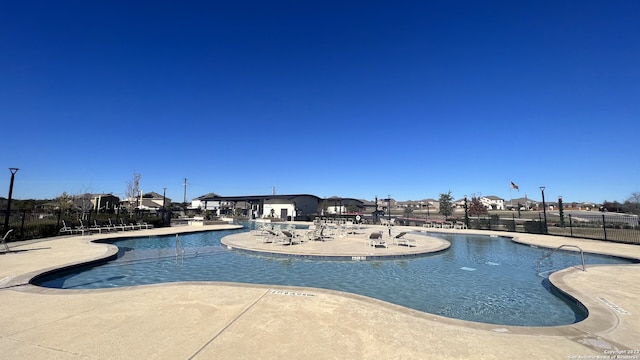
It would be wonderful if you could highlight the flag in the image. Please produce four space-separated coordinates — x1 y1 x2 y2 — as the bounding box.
510 181 520 191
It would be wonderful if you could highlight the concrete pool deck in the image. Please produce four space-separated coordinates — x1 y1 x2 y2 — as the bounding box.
1 223 639 359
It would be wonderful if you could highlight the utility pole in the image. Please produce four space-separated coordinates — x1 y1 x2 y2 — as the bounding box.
183 178 188 214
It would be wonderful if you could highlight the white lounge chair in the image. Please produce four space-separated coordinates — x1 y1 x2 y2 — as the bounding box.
109 218 127 231
454 222 467 229
137 220 153 229
59 220 77 235
368 231 386 248
394 232 416 247
279 230 295 245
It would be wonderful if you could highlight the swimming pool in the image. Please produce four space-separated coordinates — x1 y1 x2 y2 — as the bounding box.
34 225 634 326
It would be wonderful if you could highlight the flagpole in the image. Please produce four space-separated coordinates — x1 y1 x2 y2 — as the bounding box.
509 181 520 210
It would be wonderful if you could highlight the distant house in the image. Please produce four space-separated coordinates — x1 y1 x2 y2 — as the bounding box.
480 196 505 210
506 197 537 210
93 194 120 212
321 197 365 215
71 193 120 213
120 192 171 212
396 199 439 213
191 193 220 211
138 192 171 212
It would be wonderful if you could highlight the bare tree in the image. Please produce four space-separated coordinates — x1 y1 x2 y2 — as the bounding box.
77 192 93 219
126 172 141 213
627 192 640 204
625 192 640 215
55 192 74 213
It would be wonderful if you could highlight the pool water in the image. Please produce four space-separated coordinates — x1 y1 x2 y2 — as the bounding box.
34 224 634 326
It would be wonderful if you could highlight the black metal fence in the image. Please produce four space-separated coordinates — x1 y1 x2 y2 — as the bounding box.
465 212 640 245
1 210 167 242
4 209 640 245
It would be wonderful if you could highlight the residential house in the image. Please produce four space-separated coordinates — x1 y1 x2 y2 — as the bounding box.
321 197 365 215
138 192 172 212
480 196 505 210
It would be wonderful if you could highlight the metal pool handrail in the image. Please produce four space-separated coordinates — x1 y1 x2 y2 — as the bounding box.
537 244 586 275
175 234 185 264
2 229 13 251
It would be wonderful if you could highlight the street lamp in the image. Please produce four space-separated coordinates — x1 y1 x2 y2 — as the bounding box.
464 195 469 228
3 168 19 236
387 195 392 236
540 186 548 234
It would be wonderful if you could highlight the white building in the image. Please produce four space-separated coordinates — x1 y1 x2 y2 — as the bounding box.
480 196 505 210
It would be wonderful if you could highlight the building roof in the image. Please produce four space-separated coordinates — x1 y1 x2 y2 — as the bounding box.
199 194 322 202
483 195 504 201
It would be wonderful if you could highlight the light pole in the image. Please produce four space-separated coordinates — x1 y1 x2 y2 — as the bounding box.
464 195 469 229
3 168 19 236
540 186 548 234
387 195 392 236
374 195 379 223
183 178 188 215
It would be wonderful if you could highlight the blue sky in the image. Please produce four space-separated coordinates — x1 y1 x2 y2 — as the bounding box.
1 1 638 204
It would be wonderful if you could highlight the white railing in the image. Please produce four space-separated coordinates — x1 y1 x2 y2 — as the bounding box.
537 244 586 276
175 234 185 265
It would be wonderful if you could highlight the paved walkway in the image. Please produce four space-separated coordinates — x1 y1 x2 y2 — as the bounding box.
1 224 639 359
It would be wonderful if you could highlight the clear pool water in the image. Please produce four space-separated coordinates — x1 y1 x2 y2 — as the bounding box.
34 224 634 326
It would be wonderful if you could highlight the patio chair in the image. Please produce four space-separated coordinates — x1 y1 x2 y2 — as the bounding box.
136 220 153 229
77 219 96 235
368 231 386 248
305 228 320 241
59 220 77 235
394 232 416 247
119 218 137 231
306 225 326 241
254 226 276 243
108 218 126 231
279 230 295 246
454 222 467 229
93 220 112 233
263 229 281 243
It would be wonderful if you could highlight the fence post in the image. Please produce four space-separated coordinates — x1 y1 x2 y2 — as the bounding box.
602 214 607 241
538 213 542 233
20 209 26 240
569 214 573 237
